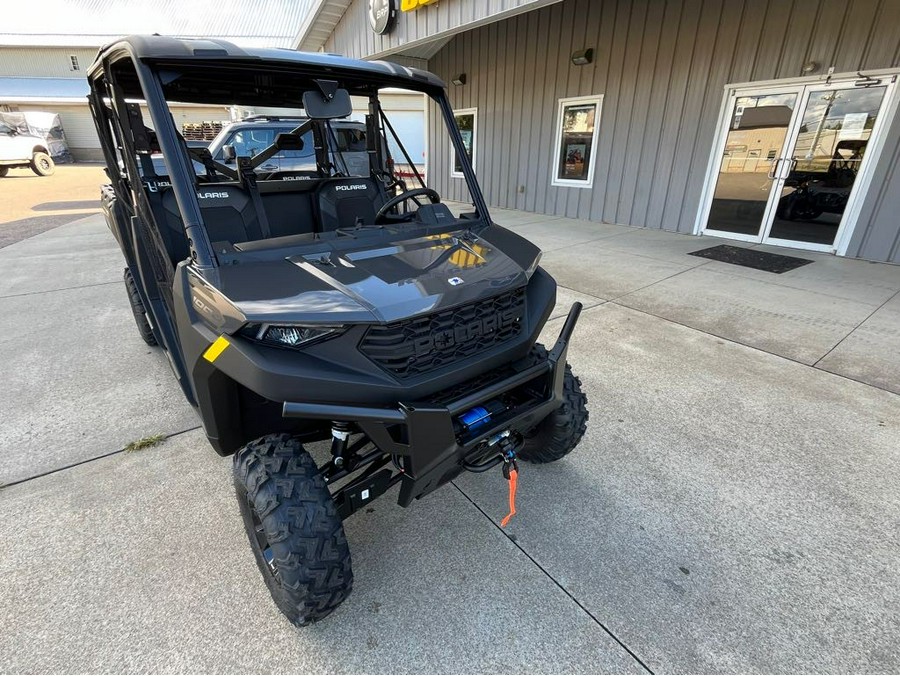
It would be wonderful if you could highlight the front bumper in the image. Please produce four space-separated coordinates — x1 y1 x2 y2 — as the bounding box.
283 302 582 506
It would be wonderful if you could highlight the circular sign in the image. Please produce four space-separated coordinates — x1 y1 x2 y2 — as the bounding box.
368 0 397 34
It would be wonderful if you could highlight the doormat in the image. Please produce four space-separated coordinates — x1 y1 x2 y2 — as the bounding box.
688 245 813 273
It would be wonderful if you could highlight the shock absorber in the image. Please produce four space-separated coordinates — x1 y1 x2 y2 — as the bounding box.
330 422 353 468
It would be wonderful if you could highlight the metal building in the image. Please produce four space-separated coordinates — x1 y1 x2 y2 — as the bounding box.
300 0 900 263
0 0 317 160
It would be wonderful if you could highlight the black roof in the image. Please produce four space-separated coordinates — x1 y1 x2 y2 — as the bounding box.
89 34 445 91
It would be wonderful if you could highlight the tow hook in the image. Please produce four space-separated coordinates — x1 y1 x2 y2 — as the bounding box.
461 429 521 473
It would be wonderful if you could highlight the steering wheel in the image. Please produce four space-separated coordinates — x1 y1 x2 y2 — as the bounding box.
375 187 441 224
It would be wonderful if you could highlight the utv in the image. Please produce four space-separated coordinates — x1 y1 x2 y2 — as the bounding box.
88 35 588 626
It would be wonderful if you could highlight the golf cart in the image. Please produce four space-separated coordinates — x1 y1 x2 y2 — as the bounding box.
87 35 588 626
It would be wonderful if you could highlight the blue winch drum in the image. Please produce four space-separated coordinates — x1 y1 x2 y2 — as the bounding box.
458 406 491 430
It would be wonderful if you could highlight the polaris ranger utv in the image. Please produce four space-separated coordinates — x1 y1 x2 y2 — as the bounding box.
88 35 588 626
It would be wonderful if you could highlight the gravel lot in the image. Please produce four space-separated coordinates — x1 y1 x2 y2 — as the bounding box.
0 163 107 248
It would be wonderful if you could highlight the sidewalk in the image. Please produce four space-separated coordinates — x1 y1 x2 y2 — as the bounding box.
483 204 900 394
1 209 898 673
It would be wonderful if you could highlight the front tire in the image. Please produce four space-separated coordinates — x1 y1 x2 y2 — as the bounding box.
233 434 353 627
518 348 588 463
123 268 157 346
0 166 8 178
30 152 54 176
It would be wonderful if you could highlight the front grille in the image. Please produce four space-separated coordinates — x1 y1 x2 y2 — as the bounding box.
360 287 526 379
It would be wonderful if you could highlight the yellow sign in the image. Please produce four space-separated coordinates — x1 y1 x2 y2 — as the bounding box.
400 0 438 11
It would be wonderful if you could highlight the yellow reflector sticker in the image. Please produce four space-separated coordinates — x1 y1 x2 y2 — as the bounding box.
202 336 230 363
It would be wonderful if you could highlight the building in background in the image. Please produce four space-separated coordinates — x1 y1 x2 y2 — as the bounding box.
299 0 900 263
0 0 425 166
0 1 315 160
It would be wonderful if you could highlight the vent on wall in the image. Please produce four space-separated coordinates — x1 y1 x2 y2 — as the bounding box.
69 55 80 71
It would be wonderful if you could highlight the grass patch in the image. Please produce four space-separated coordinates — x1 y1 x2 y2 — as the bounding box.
124 433 167 452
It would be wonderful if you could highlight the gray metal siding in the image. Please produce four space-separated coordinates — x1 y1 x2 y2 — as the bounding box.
426 0 900 261
323 0 561 60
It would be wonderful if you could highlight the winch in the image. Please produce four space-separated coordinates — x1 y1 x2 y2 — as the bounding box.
455 398 508 434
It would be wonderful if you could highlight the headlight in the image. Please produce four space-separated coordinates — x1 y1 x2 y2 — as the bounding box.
240 323 344 349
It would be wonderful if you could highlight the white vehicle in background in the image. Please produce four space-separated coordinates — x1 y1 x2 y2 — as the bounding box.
0 120 55 177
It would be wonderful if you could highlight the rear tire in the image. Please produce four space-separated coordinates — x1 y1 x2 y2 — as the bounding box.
123 268 157 346
0 167 8 178
30 152 54 176
233 434 353 627
518 346 589 463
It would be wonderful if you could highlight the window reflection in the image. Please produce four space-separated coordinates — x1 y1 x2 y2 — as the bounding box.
706 93 796 235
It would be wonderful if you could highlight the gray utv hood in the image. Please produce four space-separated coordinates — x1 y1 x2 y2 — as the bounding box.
211 229 534 325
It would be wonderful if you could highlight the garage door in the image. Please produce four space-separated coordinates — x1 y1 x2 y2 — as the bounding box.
38 104 99 159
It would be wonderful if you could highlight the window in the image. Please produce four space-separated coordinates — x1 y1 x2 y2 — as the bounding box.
276 129 316 160
451 108 476 177
69 55 80 71
221 128 277 158
334 127 367 152
552 95 602 187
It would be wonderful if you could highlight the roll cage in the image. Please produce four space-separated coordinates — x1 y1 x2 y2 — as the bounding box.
86 35 489 273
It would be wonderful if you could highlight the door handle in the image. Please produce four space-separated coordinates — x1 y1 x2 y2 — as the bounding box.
767 158 782 180
259 163 278 171
781 158 798 180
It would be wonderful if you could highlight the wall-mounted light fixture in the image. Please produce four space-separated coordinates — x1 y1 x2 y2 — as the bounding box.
571 48 593 66
451 73 467 86
801 61 819 74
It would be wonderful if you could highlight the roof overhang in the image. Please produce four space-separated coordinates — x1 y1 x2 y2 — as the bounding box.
295 0 563 59
293 0 354 54
0 77 89 104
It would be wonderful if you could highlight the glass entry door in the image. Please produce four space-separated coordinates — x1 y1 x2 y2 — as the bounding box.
705 89 799 240
768 85 888 246
702 77 894 251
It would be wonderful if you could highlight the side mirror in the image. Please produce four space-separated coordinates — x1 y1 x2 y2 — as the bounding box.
222 144 235 163
302 86 353 120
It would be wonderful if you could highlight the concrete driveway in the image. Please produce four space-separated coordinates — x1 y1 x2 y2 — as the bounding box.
1 208 899 673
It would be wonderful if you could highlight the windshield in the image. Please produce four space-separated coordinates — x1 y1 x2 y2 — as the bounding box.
94 57 487 267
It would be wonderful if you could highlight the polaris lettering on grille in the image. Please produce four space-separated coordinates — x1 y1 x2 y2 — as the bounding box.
359 288 526 379
334 184 368 191
197 191 229 199
413 308 518 357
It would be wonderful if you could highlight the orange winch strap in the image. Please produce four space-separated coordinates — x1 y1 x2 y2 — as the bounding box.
500 468 518 528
